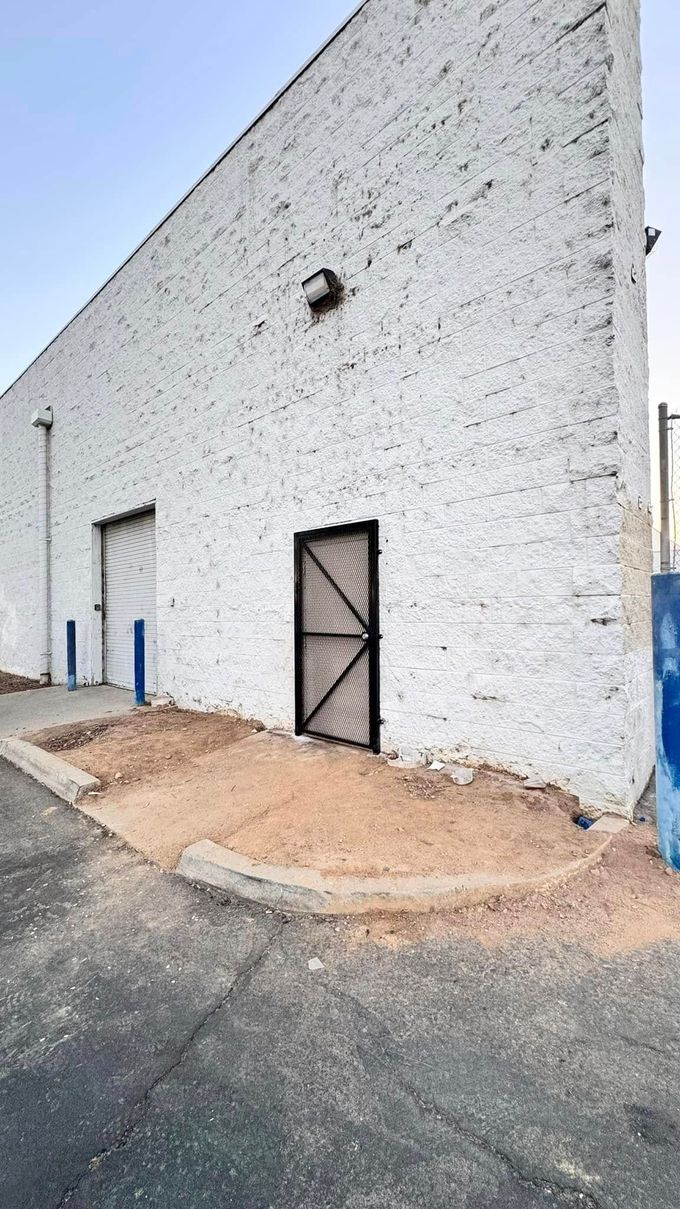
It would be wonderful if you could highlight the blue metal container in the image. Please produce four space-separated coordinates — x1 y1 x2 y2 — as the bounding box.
652 573 680 870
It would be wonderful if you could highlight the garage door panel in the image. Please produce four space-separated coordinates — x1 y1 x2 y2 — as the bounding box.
103 512 157 692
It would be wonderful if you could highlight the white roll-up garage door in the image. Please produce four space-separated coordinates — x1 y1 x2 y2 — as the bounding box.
103 511 157 692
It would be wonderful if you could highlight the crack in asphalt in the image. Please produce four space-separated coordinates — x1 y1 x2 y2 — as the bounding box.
614 1032 680 1059
387 1068 603 1209
326 984 603 1209
52 921 283 1209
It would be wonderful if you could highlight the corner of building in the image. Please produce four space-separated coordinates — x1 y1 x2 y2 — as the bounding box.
606 0 654 811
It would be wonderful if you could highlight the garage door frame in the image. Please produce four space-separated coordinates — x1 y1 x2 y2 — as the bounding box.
90 502 157 691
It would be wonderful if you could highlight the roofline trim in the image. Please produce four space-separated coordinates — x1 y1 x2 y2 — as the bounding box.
2 0 371 400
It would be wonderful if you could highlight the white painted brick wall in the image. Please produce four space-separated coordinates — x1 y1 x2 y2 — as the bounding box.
0 0 652 812
0 392 41 677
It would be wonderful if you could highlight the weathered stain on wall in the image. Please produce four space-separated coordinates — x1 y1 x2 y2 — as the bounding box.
0 0 651 811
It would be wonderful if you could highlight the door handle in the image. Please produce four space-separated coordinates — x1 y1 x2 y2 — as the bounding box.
361 632 369 641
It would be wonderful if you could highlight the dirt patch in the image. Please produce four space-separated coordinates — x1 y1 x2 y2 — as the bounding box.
349 822 680 957
0 670 44 695
28 709 672 950
38 717 601 880
29 707 263 790
205 736 588 881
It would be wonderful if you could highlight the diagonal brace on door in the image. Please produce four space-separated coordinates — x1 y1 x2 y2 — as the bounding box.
302 643 368 730
303 544 368 631
294 518 380 753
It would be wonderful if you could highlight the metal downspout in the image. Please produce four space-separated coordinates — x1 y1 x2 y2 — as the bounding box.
31 406 53 684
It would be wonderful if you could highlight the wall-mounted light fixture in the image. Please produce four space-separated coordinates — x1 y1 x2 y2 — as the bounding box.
645 226 662 256
302 268 342 311
31 406 53 429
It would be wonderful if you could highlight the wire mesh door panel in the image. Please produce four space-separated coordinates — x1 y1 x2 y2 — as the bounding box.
294 521 380 752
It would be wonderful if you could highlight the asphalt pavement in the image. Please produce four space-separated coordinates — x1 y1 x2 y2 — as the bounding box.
1 758 679 1209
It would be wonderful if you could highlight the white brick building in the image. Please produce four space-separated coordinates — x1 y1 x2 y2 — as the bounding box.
0 0 653 813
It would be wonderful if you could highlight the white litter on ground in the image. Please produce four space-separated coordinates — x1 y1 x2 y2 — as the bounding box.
307 957 325 972
446 765 474 785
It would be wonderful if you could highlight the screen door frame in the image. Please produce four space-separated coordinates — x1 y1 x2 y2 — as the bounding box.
294 519 380 753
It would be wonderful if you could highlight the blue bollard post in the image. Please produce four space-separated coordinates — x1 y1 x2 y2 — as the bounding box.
134 618 145 706
67 620 76 691
652 573 680 870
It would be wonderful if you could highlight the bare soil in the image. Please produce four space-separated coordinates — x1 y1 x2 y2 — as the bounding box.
0 670 43 694
28 708 678 953
29 707 262 789
350 822 680 957
30 710 600 880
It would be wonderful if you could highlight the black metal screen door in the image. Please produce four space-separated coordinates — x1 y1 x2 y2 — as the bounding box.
294 520 380 752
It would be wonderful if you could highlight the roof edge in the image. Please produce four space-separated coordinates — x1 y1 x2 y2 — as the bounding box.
2 0 371 400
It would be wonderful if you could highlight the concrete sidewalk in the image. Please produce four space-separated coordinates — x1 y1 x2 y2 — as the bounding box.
0 684 134 738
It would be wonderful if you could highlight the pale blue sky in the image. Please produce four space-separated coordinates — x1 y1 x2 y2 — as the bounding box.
641 0 678 411
1 0 677 423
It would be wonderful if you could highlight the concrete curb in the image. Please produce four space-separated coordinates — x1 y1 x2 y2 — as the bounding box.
176 833 616 916
0 738 100 804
